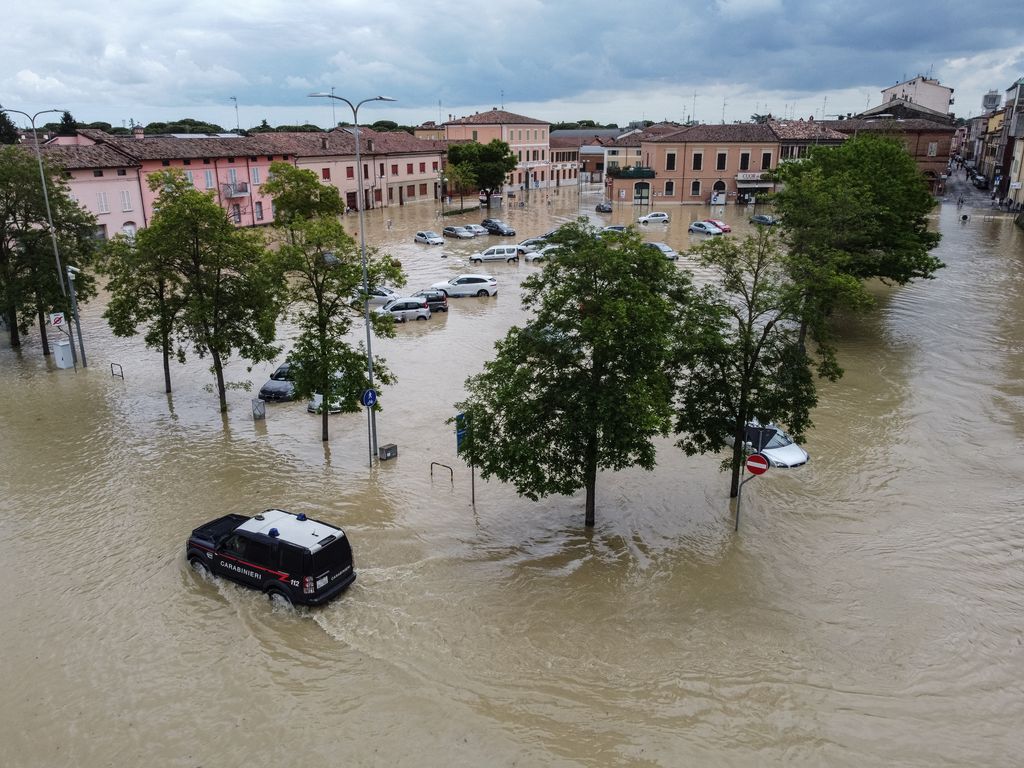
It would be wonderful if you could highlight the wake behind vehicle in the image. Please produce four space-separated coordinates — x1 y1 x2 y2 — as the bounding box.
186 508 356 606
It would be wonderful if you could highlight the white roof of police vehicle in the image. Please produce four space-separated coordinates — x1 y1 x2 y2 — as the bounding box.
236 508 344 552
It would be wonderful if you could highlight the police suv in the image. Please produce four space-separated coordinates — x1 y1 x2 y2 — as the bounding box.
186 508 356 606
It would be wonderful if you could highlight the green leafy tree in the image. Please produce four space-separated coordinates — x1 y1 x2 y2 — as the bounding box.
268 216 404 440
57 111 77 136
446 139 517 209
0 146 97 352
772 134 943 364
455 220 690 527
144 169 285 411
0 110 18 144
261 161 343 226
99 231 186 394
673 231 819 498
442 162 476 211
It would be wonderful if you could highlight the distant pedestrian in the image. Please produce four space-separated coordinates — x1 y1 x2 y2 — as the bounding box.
386 218 393 230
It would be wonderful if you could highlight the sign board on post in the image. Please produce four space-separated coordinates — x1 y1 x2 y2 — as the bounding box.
745 453 770 475
361 389 377 408
49 312 65 327
455 412 467 451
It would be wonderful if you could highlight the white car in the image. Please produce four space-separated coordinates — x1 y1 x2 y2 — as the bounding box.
463 224 488 236
414 230 444 245
518 237 547 252
525 244 561 262
373 296 431 322
430 274 498 297
363 286 400 306
727 421 809 468
470 245 520 264
638 211 670 225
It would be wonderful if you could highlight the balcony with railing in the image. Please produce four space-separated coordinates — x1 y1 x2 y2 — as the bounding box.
221 182 250 198
606 166 656 179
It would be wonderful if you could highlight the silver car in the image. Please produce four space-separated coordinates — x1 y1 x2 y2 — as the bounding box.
443 225 475 239
414 230 444 245
430 274 498 297
373 296 431 322
463 224 488 236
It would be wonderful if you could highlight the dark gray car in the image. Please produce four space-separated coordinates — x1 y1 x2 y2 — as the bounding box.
258 362 295 402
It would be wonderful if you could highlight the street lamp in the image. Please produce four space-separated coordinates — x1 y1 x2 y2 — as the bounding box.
308 92 395 463
1 106 84 365
66 265 87 366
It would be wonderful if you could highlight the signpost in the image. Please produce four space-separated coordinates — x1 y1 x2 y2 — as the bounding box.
735 452 770 531
361 389 377 467
454 412 474 507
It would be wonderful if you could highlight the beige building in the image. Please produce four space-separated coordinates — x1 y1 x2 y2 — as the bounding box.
444 109 558 193
881 76 955 116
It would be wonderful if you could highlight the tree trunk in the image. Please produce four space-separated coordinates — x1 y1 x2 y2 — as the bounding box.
211 349 227 412
36 305 51 356
583 433 598 527
161 332 172 394
321 408 329 442
7 307 20 348
729 435 745 498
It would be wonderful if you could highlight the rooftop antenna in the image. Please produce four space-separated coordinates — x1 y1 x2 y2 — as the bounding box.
330 86 336 127
721 97 726 123
821 95 828 120
692 91 697 123
500 89 504 109
230 96 239 132
438 99 442 124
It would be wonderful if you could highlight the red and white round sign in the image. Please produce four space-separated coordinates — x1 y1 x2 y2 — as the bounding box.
745 453 770 475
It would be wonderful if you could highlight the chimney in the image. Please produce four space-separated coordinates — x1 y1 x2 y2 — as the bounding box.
132 125 144 139
321 136 328 149
366 139 374 152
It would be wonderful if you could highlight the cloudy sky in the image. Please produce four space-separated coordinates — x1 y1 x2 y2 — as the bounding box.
3 0 1022 131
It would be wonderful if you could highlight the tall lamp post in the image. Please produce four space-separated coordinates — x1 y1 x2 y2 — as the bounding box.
308 92 395 463
2 106 84 365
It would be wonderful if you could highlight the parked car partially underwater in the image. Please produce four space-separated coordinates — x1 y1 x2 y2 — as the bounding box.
726 420 809 467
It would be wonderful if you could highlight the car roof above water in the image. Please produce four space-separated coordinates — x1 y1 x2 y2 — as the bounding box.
236 508 344 552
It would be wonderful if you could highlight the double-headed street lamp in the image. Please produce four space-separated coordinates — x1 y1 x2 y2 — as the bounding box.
308 92 395 463
2 106 87 367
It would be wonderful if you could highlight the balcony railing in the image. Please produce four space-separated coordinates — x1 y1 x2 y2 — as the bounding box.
222 182 250 198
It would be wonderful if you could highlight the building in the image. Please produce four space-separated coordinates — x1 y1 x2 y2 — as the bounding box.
881 76 955 116
444 109 559 193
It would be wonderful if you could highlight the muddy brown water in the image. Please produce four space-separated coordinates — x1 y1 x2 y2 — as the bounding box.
2 187 1023 766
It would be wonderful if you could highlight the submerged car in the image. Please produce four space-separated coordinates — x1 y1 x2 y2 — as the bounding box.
644 241 679 260
414 230 444 245
750 214 779 226
638 211 670 225
373 296 431 322
481 218 516 236
595 201 613 213
463 224 488 236
258 361 296 402
704 218 732 232
727 421 809 467
430 274 498 297
688 220 724 235
442 225 475 239
186 508 356 606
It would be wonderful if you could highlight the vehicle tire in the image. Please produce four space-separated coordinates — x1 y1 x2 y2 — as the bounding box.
438 290 449 297
476 289 488 297
507 257 517 263
471 258 480 264
266 587 293 607
417 315 427 321
188 555 209 575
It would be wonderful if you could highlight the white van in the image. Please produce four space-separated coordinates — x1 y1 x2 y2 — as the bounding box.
470 245 521 263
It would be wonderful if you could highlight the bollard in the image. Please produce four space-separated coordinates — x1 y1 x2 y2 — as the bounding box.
252 398 266 420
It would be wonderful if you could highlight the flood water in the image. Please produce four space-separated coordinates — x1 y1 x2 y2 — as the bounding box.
2 186 1023 766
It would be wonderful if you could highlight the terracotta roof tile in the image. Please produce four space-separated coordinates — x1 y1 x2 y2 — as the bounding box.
650 123 778 143
444 108 548 126
767 119 848 141
39 143 138 169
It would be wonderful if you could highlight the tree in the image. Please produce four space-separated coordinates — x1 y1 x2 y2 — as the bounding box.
57 111 77 136
99 230 186 394
673 231 819 498
0 110 18 145
446 139 517 209
260 161 343 226
144 169 285 411
0 146 97 352
442 162 476 211
455 220 690 527
772 134 943 364
268 216 404 440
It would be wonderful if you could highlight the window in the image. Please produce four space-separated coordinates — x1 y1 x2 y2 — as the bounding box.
406 184 415 197
203 158 211 164
227 157 235 163
116 169 127 176
228 168 237 184
97 192 110 213
391 164 399 175
346 166 354 179
231 204 241 223
761 152 772 169
692 153 703 171
717 152 727 171
255 201 264 221
183 159 191 166
690 180 701 196
406 163 413 174
518 150 522 161
740 152 750 170
419 162 426 173
472 130 478 141
665 181 675 196
322 168 331 180
266 156 274 162
541 150 545 160
93 170 104 177
251 167 261 185
419 183 427 195
379 163 385 176
518 130 522 141
120 190 132 211
927 142 938 157
363 163 368 179
432 161 438 171
161 160 171 167
185 170 194 185
666 152 676 171
204 170 215 189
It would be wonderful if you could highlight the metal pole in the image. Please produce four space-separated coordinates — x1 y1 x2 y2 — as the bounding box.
308 93 395 464
66 268 87 367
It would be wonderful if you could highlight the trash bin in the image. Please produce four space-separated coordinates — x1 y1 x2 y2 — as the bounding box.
251 398 266 420
54 340 74 369
378 443 398 461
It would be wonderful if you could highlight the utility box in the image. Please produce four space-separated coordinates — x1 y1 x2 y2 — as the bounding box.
251 398 266 420
54 340 74 369
378 443 398 461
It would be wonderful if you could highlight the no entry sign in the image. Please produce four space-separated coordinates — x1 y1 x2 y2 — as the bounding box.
745 453 770 475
